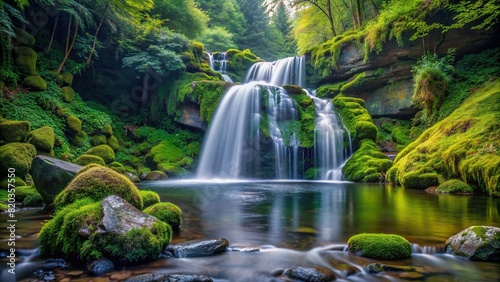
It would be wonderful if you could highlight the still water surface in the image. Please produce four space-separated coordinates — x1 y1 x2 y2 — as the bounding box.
1 180 499 281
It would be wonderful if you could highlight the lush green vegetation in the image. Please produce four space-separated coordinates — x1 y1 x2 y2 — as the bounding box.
348 233 412 260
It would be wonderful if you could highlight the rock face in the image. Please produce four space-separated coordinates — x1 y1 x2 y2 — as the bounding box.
31 156 82 204
125 273 213 282
446 226 500 261
307 18 500 117
176 102 207 131
163 238 229 258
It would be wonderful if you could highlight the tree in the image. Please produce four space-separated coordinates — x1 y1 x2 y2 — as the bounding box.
197 0 247 42
198 26 238 52
293 0 338 36
272 1 297 56
152 0 209 39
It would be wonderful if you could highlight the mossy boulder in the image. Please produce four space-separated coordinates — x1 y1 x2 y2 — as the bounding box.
139 190 161 209
388 79 500 195
40 196 171 264
0 142 36 178
446 226 500 261
53 165 142 211
146 141 187 176
437 179 474 194
0 120 30 144
143 202 182 230
75 154 106 166
23 193 44 207
332 96 373 145
90 135 107 146
0 177 27 188
85 145 115 163
101 124 113 136
66 115 82 135
348 233 412 260
107 135 119 151
27 126 55 153
143 170 168 181
15 46 37 77
355 121 378 141
343 139 392 182
61 86 75 102
22 75 47 91
61 72 73 86
13 27 35 46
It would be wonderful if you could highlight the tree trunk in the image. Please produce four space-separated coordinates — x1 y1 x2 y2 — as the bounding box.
355 0 362 27
326 0 337 36
86 0 109 64
57 17 79 74
46 12 59 54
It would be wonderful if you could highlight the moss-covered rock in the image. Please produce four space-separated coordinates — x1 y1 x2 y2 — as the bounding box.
53 165 142 211
15 46 37 77
85 145 115 164
143 202 182 229
75 154 106 166
139 190 161 209
332 96 371 145
66 115 82 135
343 139 392 182
101 124 113 136
90 135 107 146
355 121 378 141
0 120 30 144
288 91 316 148
143 170 168 181
0 142 37 178
388 79 500 195
13 27 35 46
348 233 412 260
23 193 44 207
0 177 27 188
437 179 474 194
446 226 500 261
61 72 73 86
107 135 119 151
146 141 187 176
27 126 55 153
22 75 47 91
61 86 75 102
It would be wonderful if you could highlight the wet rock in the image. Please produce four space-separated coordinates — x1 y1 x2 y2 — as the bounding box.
31 155 82 204
282 266 337 281
125 273 213 282
125 171 141 183
87 258 114 275
100 195 158 234
163 238 229 258
365 263 415 273
446 226 500 261
78 227 92 238
144 170 168 181
228 246 260 252
110 270 133 280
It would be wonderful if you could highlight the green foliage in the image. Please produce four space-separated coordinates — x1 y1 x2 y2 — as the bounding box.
153 0 208 39
388 79 500 196
0 69 19 88
288 91 316 148
147 140 189 176
437 179 474 194
139 190 161 209
53 165 142 211
197 0 246 42
143 202 182 229
412 49 455 118
198 26 238 52
348 233 412 260
23 193 44 207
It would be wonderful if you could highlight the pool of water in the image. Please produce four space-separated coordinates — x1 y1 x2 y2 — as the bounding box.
1 180 499 281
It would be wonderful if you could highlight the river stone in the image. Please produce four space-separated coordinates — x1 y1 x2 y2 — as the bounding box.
144 171 168 181
31 155 82 204
282 266 337 281
446 226 500 261
365 263 415 273
87 258 114 275
163 238 229 258
100 195 159 234
125 273 213 282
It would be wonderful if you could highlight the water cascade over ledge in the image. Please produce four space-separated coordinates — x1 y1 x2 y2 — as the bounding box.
197 56 350 180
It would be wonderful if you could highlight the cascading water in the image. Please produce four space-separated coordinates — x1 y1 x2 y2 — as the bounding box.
207 52 233 82
198 56 350 180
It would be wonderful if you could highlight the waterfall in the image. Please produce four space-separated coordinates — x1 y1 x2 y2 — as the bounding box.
197 56 350 180
207 52 233 82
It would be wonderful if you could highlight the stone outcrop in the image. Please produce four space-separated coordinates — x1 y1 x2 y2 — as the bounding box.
282 266 337 282
31 156 82 204
163 238 229 258
176 102 207 131
446 226 500 261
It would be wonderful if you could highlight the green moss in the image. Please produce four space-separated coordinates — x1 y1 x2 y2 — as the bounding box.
0 177 27 189
11 185 37 201
85 145 115 163
348 233 412 260
61 86 75 102
14 28 35 46
101 124 113 136
316 83 345 99
15 46 37 77
107 135 119 151
61 72 73 86
389 79 500 195
0 203 7 212
0 120 30 143
343 140 393 182
471 226 488 238
289 93 316 148
226 49 263 82
28 126 55 153
282 84 304 95
147 140 185 176
139 190 161 209
355 121 378 141
22 75 47 91
143 202 182 229
90 135 107 146
66 115 82 135
437 179 473 194
0 142 36 178
53 165 142 211
75 154 106 166
23 193 44 207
